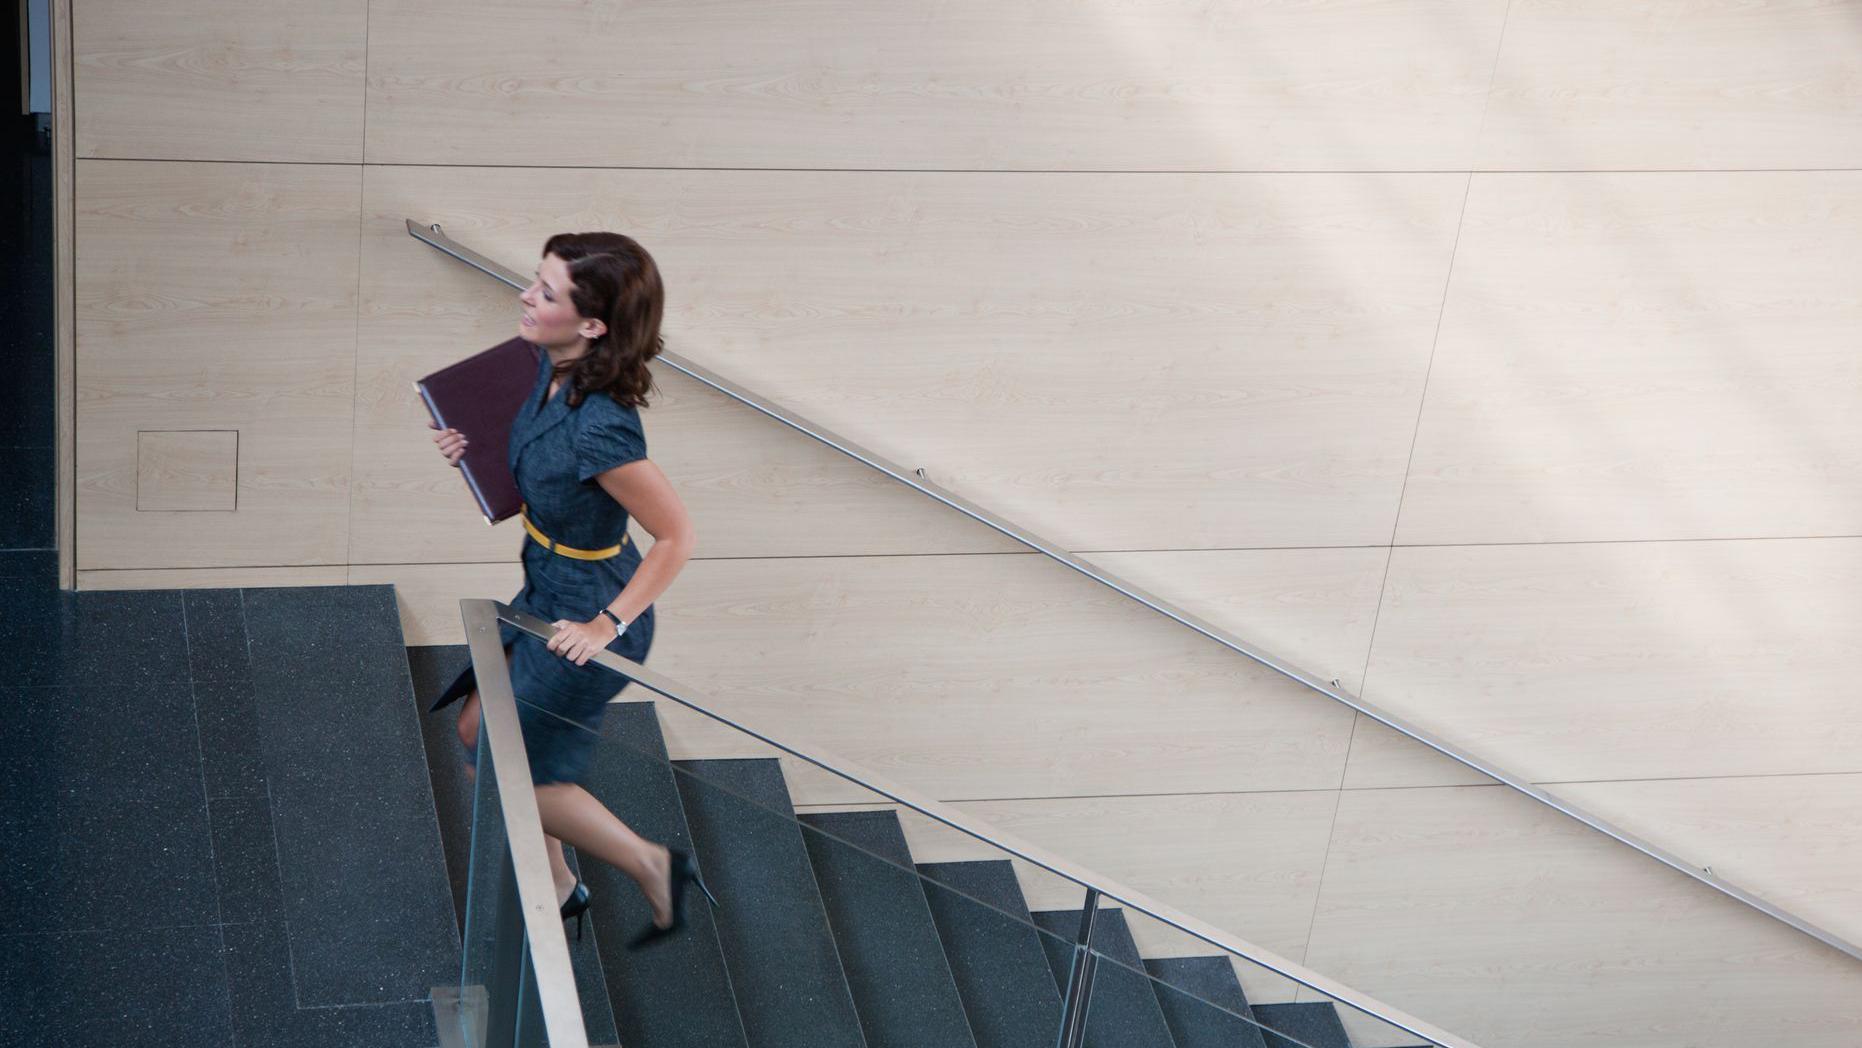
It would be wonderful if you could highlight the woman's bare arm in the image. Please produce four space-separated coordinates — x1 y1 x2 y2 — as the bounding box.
593 459 695 624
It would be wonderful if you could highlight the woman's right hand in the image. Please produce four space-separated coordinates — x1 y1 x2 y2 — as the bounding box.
431 420 469 467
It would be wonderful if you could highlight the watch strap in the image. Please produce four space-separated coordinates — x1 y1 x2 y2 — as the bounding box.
598 608 627 634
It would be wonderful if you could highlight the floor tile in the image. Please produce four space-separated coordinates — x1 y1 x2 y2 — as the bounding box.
0 584 189 688
183 589 253 685
243 585 412 692
0 684 218 935
222 918 440 1048
0 549 54 580
252 668 457 1006
0 924 232 1048
0 447 53 550
208 794 285 926
193 678 267 800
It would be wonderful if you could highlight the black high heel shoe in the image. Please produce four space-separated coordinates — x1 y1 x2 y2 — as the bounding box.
560 880 591 942
626 847 719 951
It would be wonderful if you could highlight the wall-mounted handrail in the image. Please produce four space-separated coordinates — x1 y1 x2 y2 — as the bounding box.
474 598 1484 1048
410 218 1861 963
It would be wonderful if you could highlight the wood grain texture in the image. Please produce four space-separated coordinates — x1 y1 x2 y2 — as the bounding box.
1084 547 1389 695
1399 172 1862 545
364 0 1510 170
75 160 361 569
1304 785 1862 1048
951 793 1339 967
1340 713 1494 791
75 565 350 590
1478 0 1862 170
353 168 1029 564
347 561 523 646
637 551 1358 804
73 0 367 162
358 165 1463 556
54 0 76 588
1554 773 1862 950
1357 538 1862 786
136 430 237 511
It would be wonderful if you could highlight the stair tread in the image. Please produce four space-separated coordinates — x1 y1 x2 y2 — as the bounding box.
1253 1001 1352 1048
1030 908 1177 1048
239 585 457 1008
916 860 1062 1048
411 643 623 1046
583 705 749 1048
675 758 867 1048
798 811 979 1048
1145 957 1268 1048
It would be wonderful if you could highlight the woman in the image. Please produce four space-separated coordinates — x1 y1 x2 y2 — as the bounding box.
428 231 712 948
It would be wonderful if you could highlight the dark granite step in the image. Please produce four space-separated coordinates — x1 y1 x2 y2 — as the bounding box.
797 810 979 1048
1145 956 1268 1048
916 860 1062 1048
411 643 626 1047
240 585 458 1009
581 704 749 1048
1253 1002 1351 1048
674 757 867 1048
1030 908 1177 1048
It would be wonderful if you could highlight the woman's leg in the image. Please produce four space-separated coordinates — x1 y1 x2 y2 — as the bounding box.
457 689 481 755
534 783 673 927
457 690 579 903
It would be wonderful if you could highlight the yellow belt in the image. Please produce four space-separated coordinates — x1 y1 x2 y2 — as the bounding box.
521 507 627 561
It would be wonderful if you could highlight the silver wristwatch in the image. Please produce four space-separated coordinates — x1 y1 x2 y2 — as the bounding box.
598 608 629 638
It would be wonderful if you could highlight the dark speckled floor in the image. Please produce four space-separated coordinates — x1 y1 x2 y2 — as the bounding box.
0 579 454 1048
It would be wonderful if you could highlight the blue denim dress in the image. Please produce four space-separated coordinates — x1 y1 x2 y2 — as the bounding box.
431 352 657 785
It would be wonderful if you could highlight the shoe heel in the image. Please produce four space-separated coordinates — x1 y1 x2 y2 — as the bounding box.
573 911 584 942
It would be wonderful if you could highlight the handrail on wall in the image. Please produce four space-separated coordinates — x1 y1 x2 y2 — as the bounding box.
409 218 1861 963
472 598 1484 1048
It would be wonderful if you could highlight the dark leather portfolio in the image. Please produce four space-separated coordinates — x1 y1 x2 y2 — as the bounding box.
415 337 540 524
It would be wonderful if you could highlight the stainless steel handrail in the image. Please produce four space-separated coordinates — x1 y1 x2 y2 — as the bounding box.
474 598 1482 1048
411 218 1862 963
460 602 590 1048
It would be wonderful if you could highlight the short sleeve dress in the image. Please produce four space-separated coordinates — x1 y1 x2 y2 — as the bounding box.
429 351 657 785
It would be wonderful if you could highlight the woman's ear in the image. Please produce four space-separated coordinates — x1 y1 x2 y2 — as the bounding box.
580 318 608 341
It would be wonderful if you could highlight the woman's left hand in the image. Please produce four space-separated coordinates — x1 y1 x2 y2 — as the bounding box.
547 618 613 666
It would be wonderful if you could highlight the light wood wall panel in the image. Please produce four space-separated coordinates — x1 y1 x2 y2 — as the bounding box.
1084 547 1389 695
136 430 238 511
363 0 1510 171
1554 774 1862 950
1399 172 1862 546
347 561 523 646
950 793 1339 969
1477 0 1862 171
73 0 367 163
357 166 1464 557
354 168 1027 564
75 161 361 570
642 552 1357 804
75 565 351 591
1340 713 1493 790
1357 538 1862 786
1303 785 1862 1048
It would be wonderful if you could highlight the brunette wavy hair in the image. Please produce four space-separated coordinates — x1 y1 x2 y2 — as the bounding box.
540 232 664 409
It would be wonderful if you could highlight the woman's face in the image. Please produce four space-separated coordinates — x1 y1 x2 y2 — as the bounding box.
518 253 604 348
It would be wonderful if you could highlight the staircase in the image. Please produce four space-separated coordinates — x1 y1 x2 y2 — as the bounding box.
411 639 1431 1048
0 575 1438 1048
